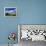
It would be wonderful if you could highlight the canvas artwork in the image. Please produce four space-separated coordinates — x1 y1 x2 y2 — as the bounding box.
8 32 18 46
4 7 17 16
18 25 46 41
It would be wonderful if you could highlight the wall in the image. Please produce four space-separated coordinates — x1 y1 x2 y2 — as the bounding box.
0 0 19 44
19 0 46 24
0 0 46 45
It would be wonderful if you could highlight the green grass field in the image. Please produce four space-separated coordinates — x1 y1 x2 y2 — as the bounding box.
5 13 16 16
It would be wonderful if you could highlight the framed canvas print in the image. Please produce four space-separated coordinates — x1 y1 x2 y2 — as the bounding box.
18 24 46 41
4 7 17 16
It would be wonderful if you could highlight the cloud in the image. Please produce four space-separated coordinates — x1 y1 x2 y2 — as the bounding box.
5 10 16 14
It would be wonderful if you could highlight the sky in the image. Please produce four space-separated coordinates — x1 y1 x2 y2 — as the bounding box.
5 8 16 13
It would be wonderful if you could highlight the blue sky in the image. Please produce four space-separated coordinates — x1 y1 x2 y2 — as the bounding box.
5 8 16 13
5 8 16 11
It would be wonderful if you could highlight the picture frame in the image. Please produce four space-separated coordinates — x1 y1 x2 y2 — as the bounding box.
4 7 17 16
18 24 46 41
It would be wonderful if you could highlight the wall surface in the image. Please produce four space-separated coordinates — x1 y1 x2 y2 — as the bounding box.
0 0 46 45
19 0 46 24
0 0 19 44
